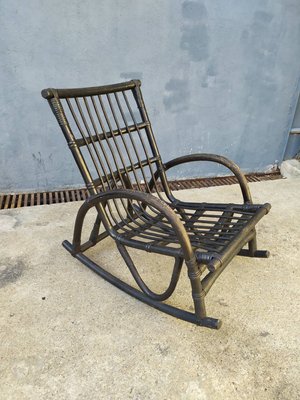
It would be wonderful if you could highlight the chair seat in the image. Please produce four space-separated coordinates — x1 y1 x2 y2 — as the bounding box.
114 201 268 256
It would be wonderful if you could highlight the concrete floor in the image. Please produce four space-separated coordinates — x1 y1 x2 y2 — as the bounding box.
0 179 299 400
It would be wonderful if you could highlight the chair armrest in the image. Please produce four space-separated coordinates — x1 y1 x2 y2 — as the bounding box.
160 153 252 203
73 188 195 262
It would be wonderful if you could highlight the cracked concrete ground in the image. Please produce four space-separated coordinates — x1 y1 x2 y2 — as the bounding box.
0 179 299 400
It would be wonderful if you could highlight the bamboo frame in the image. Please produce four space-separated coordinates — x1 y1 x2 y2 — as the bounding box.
42 80 271 329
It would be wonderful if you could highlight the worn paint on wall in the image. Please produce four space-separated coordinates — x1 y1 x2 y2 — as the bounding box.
0 0 300 192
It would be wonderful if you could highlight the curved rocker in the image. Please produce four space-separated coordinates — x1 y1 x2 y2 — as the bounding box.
42 79 271 329
63 189 221 329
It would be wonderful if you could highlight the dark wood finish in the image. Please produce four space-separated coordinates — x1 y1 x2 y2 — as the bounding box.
42 80 271 329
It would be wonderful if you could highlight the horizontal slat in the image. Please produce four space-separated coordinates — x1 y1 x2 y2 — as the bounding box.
93 156 161 188
41 80 140 100
75 122 149 147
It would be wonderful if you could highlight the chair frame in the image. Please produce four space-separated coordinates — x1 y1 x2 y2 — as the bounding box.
42 80 271 329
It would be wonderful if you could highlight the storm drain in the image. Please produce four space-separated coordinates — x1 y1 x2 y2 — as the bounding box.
0 171 281 210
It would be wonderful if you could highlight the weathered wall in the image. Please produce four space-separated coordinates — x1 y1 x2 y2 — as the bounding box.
1 0 299 192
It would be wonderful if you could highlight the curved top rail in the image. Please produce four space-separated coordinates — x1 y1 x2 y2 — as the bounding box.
41 80 141 100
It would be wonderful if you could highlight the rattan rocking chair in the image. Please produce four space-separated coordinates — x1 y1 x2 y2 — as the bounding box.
42 80 271 329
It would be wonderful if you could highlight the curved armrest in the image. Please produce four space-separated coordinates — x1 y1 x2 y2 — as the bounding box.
73 188 195 262
154 153 252 203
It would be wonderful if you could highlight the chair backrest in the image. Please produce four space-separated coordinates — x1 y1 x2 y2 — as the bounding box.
42 80 170 199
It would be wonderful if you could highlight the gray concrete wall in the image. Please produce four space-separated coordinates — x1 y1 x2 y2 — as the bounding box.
1 0 300 192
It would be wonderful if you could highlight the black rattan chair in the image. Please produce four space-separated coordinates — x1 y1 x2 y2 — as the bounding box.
42 80 271 329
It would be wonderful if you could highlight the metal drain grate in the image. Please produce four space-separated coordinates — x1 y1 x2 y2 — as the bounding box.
0 171 281 210
0 188 88 210
167 171 281 191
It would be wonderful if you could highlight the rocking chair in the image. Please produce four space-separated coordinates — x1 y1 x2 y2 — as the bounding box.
42 80 271 329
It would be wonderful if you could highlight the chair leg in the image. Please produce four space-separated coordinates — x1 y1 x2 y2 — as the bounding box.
116 242 183 301
186 258 222 329
89 214 102 244
248 234 257 256
238 233 270 258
